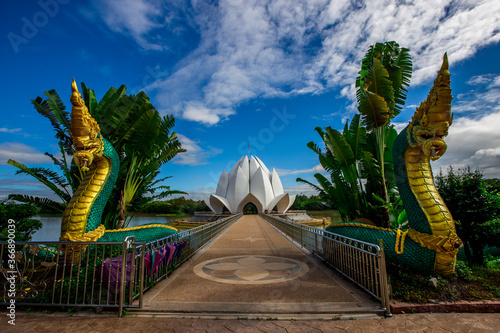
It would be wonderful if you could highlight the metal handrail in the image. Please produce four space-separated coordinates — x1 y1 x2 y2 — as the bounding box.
0 213 242 317
260 213 391 317
136 214 242 300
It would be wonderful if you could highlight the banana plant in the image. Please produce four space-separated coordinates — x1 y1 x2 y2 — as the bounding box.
372 194 408 230
79 84 187 229
298 114 383 223
356 41 412 226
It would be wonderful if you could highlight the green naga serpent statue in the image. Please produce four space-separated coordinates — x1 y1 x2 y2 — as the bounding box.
327 54 462 276
59 79 178 243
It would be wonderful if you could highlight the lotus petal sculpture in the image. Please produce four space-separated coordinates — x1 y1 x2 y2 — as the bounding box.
205 156 295 214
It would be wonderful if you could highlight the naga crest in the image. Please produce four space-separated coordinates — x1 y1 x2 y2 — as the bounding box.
407 54 453 161
70 79 104 171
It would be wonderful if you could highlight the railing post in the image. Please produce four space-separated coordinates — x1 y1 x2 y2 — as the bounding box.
315 231 318 253
128 242 137 305
376 239 392 317
300 226 303 247
119 236 134 317
138 245 145 309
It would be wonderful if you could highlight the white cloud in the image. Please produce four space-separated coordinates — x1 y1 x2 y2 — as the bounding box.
0 143 52 165
452 73 500 116
392 122 409 133
173 188 215 201
94 0 165 50
277 164 325 176
431 110 500 178
0 176 62 201
174 134 222 165
467 74 496 85
182 102 235 126
0 128 22 134
283 183 320 197
93 0 500 124
316 0 500 88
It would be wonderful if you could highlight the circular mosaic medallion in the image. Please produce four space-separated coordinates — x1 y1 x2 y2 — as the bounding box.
193 255 309 284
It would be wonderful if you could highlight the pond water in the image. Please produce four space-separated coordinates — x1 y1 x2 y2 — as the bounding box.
31 214 192 241
306 210 343 223
31 211 340 241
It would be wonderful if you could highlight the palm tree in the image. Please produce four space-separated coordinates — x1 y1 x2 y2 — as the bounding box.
8 90 77 212
113 113 187 229
8 83 186 228
79 84 187 228
7 159 70 213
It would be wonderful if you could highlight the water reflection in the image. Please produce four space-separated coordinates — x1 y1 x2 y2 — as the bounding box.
307 210 342 223
32 212 339 241
32 214 191 241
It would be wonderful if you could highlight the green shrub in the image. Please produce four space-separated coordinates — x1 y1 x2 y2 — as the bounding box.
0 200 42 241
485 255 500 270
455 260 474 281
436 167 500 265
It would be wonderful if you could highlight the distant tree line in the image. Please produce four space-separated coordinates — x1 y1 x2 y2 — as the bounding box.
0 201 42 241
137 197 209 214
288 194 329 211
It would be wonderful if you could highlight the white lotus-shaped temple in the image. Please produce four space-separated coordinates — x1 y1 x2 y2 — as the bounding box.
205 156 295 214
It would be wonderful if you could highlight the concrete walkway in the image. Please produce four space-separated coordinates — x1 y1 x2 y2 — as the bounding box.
138 215 382 316
2 215 499 331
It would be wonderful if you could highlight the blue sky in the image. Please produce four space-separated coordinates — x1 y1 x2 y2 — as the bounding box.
1 0 500 202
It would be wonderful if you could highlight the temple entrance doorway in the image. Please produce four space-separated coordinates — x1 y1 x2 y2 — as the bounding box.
242 202 258 215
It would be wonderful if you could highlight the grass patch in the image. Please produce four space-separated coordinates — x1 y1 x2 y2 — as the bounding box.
388 260 500 303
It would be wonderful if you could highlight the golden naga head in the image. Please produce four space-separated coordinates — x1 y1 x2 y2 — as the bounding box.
407 54 453 161
70 79 103 171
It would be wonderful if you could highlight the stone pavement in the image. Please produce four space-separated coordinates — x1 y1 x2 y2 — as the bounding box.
2 312 500 332
138 215 381 315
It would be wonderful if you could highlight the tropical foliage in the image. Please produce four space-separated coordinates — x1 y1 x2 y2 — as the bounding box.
299 41 411 227
484 178 500 195
356 41 412 128
436 166 500 266
288 194 328 211
356 41 412 225
0 200 42 241
297 114 389 223
8 83 185 229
